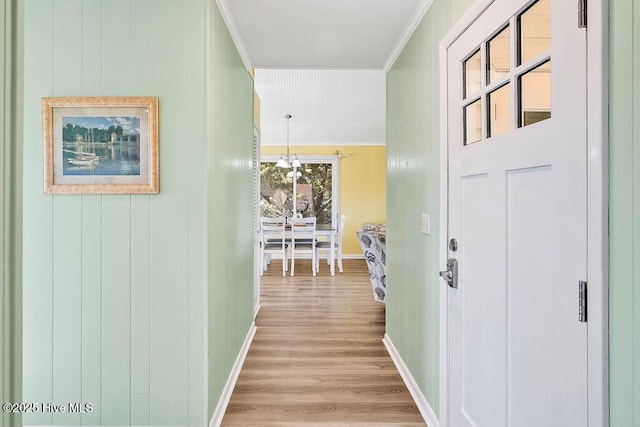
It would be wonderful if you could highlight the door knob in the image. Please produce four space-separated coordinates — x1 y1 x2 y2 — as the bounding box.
439 258 458 289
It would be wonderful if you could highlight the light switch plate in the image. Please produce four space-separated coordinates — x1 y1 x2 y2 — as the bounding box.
421 214 431 235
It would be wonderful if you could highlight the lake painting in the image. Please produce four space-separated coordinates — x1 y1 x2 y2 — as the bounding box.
62 116 141 176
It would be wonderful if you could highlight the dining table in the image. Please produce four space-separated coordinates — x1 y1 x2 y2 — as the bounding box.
283 222 337 276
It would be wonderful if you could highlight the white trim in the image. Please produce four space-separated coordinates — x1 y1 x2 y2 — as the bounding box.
383 0 436 73
261 154 340 163
439 0 495 49
209 323 257 427
254 127 261 327
253 303 261 320
437 32 451 427
383 334 439 427
213 0 253 72
586 0 609 424
437 1 608 426
260 141 387 147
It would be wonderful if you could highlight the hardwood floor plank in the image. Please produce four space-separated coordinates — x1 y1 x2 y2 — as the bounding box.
221 259 426 426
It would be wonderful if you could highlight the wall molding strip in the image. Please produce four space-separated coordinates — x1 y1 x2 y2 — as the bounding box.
213 0 253 72
209 323 257 427
383 0 435 73
383 334 439 427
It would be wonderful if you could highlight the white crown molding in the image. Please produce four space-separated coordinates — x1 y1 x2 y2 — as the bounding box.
260 141 387 147
214 0 253 72
383 0 435 73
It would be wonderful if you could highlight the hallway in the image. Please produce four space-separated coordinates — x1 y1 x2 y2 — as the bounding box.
222 259 425 426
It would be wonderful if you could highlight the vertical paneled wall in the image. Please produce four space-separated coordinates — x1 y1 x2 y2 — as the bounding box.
1 0 22 426
22 0 208 425
610 0 640 424
206 4 255 413
386 0 472 415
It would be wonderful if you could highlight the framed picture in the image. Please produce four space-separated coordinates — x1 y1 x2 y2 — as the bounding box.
42 96 159 194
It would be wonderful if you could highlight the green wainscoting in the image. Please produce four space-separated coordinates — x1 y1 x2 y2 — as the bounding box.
388 0 639 423
610 0 640 424
22 0 254 425
386 0 473 415
1 0 22 426
206 3 255 416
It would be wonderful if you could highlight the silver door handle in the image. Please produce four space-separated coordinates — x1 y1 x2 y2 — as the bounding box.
439 270 453 281
439 258 458 289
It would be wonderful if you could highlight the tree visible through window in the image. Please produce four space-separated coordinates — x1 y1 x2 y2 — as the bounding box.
260 161 333 224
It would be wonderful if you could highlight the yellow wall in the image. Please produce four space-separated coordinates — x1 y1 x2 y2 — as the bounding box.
261 145 386 255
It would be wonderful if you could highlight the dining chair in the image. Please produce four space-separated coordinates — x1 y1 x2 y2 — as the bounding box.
316 214 346 275
260 216 288 277
290 216 317 276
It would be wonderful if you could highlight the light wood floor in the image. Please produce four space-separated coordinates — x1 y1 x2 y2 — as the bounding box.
221 258 426 426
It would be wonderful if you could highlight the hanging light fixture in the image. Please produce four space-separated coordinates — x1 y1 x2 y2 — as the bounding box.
276 114 302 168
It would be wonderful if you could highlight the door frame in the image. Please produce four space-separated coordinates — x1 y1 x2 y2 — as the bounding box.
437 1 608 426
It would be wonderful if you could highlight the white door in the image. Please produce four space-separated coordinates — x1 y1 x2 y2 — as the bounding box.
444 0 587 426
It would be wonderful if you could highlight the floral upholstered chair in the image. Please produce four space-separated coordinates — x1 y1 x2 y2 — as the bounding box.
357 223 387 303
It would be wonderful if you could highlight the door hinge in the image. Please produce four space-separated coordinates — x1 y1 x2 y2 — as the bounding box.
578 0 587 28
578 281 587 322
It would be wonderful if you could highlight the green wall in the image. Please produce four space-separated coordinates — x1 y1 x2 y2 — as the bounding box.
206 3 255 415
22 0 254 425
610 0 640 424
1 0 22 426
386 0 473 414
388 0 639 423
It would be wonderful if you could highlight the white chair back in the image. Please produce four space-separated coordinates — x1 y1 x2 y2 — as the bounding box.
290 216 317 276
291 216 316 242
260 216 286 242
260 217 288 276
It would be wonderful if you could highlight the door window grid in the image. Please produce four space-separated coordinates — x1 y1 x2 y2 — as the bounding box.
461 0 551 145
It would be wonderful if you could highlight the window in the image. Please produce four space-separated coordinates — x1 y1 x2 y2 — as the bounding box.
260 156 338 226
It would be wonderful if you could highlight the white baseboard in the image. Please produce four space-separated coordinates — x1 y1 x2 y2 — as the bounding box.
383 333 439 427
209 322 257 427
253 303 261 319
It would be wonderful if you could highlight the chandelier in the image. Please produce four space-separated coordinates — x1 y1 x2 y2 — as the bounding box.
276 114 301 168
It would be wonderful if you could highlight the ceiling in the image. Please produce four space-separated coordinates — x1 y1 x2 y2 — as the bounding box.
218 0 429 145
255 69 386 145
221 0 422 69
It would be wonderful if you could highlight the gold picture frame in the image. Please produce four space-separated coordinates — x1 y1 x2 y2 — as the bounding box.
43 96 159 194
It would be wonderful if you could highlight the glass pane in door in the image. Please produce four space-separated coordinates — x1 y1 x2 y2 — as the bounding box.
488 83 510 137
464 49 482 98
519 60 551 127
487 25 510 84
464 99 483 144
519 0 551 64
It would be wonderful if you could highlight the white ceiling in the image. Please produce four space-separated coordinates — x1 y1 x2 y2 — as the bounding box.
255 69 386 145
218 0 430 146
222 0 423 69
